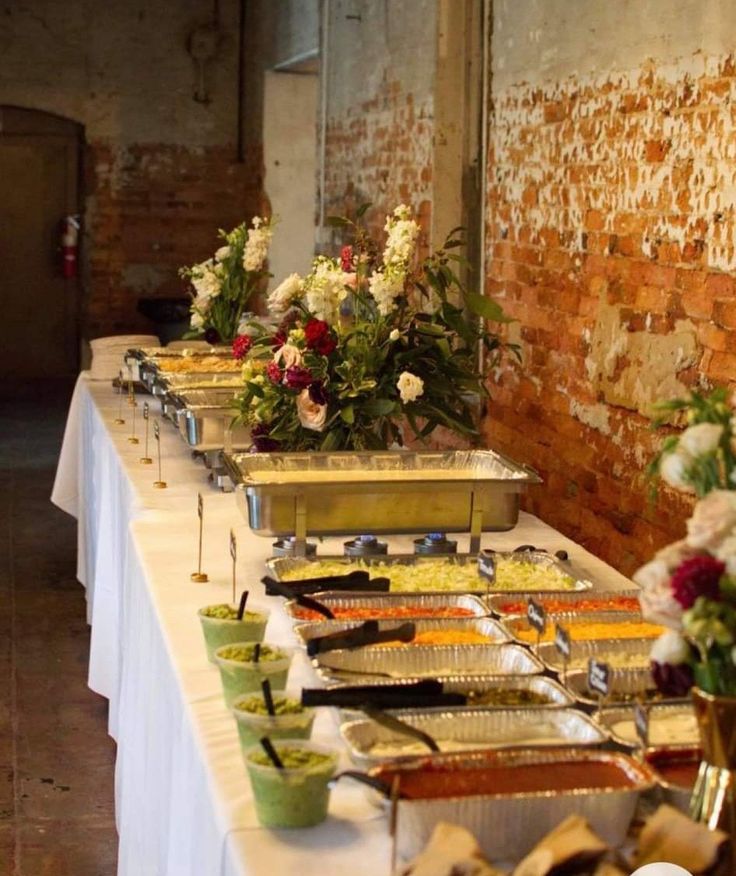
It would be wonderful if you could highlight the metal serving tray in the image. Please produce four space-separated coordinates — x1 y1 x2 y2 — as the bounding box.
224 449 542 550
501 610 648 646
168 389 251 452
563 667 686 709
370 748 655 863
486 588 641 618
267 553 592 596
596 703 700 750
536 636 655 674
314 642 544 683
342 706 607 769
294 616 509 648
285 593 490 624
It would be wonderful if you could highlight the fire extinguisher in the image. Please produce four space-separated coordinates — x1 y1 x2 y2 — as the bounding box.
60 215 80 279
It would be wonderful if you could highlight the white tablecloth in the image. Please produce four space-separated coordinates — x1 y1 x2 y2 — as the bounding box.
51 375 634 876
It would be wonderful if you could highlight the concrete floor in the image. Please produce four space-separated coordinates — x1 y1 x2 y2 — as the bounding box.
0 381 117 875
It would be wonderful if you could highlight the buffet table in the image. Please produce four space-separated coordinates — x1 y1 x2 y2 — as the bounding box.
51 375 634 876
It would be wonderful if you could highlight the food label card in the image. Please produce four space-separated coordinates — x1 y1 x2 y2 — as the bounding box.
526 597 546 634
478 552 496 583
554 623 571 659
587 658 610 697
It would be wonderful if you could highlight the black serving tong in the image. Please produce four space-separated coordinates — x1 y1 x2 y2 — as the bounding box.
362 705 441 753
305 621 416 657
262 571 391 597
301 680 467 710
330 770 401 797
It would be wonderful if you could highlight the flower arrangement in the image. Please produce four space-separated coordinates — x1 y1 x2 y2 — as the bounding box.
180 217 273 344
636 388 736 696
232 204 516 452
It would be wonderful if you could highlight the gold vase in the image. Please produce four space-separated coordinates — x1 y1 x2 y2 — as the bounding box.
690 687 736 839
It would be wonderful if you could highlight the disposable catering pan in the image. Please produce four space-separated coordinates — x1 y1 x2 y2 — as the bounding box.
536 637 655 674
314 642 544 684
284 592 491 624
645 747 701 813
368 747 655 863
563 667 687 709
293 616 510 649
341 706 608 769
224 449 542 546
595 703 700 750
501 610 652 647
486 588 641 618
267 552 592 597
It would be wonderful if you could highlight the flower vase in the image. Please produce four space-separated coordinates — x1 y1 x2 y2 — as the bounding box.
690 687 736 839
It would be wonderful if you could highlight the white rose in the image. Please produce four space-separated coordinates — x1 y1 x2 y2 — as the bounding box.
274 343 303 369
214 245 231 262
679 422 724 457
397 371 424 404
714 534 736 576
296 389 327 432
659 449 694 492
389 329 400 341
633 558 683 629
268 273 303 314
651 630 690 665
686 490 736 550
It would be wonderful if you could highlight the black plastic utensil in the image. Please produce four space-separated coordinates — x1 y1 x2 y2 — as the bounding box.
330 770 398 796
259 736 284 769
261 678 276 716
306 621 416 657
262 572 390 597
362 706 441 753
237 590 249 620
301 680 467 710
295 593 335 620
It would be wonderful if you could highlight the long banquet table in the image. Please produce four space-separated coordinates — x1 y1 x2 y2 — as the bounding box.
51 375 635 876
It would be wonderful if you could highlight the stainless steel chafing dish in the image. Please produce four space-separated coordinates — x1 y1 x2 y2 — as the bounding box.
224 449 541 553
167 388 251 452
341 706 608 769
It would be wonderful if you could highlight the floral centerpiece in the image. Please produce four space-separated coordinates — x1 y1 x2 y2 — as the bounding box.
231 204 516 452
180 216 273 344
636 388 736 695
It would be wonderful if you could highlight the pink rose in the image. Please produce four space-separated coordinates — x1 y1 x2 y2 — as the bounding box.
686 490 736 550
296 389 327 432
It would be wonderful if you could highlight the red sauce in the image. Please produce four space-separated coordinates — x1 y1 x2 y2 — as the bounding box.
646 748 701 789
497 596 641 615
293 605 475 621
375 759 637 800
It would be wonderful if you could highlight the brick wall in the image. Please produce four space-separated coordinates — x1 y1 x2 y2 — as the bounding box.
484 50 736 575
85 142 262 337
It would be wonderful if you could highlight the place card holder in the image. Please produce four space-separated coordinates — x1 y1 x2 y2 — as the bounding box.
588 657 611 719
554 622 571 685
127 397 139 445
527 597 546 656
191 492 209 582
127 364 136 407
115 370 126 425
230 529 237 604
139 402 152 464
152 421 167 489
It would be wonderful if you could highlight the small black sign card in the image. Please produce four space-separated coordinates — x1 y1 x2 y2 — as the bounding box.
527 597 546 635
634 702 650 747
478 552 496 583
587 658 610 697
554 623 571 660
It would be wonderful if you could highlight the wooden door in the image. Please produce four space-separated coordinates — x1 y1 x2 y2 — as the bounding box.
0 107 81 378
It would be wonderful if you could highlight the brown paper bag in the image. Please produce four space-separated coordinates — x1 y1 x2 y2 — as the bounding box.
512 815 608 876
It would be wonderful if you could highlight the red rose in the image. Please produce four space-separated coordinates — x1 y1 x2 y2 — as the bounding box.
232 335 252 361
284 365 314 390
304 319 337 356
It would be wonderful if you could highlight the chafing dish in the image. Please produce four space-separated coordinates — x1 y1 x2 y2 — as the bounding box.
167 388 251 452
224 449 542 552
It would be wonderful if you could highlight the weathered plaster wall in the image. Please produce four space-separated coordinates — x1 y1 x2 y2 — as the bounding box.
0 0 263 337
321 0 436 236
484 0 736 574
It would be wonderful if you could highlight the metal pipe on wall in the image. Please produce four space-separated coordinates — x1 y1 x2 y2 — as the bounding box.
317 0 330 248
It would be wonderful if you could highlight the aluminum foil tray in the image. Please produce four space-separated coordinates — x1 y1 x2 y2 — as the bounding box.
563 667 686 709
285 592 490 623
596 703 699 750
645 747 701 813
342 706 607 769
314 642 544 684
536 636 655 674
224 449 541 537
370 748 655 864
267 553 592 596
336 674 574 722
486 588 642 618
294 616 509 648
502 610 648 646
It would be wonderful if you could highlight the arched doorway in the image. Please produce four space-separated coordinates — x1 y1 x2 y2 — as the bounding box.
0 106 83 378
